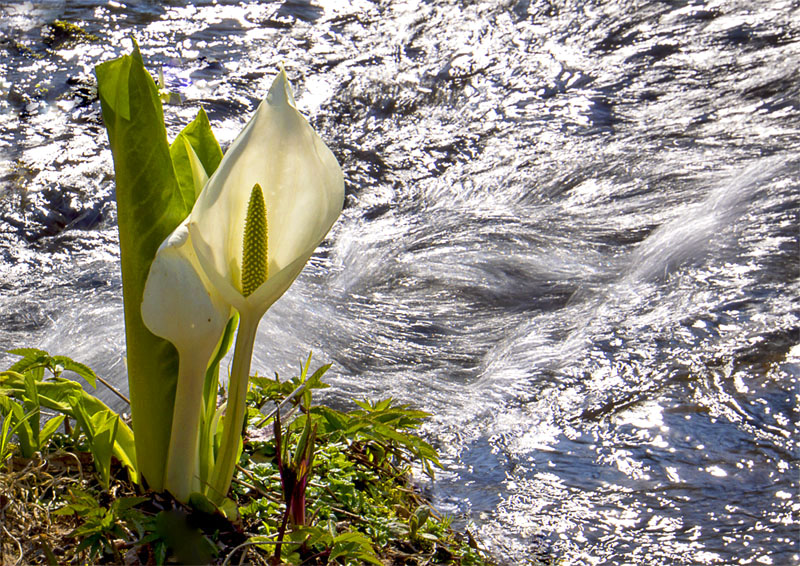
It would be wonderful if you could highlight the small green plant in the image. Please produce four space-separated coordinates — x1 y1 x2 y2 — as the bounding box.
231 359 494 565
272 404 317 563
54 489 149 563
0 393 62 459
0 348 136 487
318 397 442 479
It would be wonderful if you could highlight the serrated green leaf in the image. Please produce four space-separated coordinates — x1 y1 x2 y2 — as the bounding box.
7 348 49 375
328 531 381 564
313 406 348 432
352 399 372 412
51 356 98 388
7 347 48 358
306 364 331 390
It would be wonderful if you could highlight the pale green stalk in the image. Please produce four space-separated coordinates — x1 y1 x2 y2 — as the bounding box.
164 356 208 501
208 312 260 503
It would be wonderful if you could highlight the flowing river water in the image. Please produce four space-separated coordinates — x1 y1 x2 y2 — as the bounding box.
1 1 798 564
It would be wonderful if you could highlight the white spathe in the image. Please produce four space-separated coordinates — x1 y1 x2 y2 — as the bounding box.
141 220 231 501
187 67 344 318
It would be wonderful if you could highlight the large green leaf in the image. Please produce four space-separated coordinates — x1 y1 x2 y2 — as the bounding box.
95 42 190 491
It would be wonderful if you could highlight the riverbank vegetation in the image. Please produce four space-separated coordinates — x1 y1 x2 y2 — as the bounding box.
0 350 492 565
2 40 490 566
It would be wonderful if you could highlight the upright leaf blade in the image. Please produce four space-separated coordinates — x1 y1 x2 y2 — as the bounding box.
40 415 66 447
2 399 36 458
198 312 238 488
170 107 223 203
95 42 190 491
91 411 120 489
178 107 223 175
22 371 41 444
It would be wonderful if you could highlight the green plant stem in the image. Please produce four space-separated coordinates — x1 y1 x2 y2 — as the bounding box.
197 370 219 491
163 355 208 501
209 311 260 503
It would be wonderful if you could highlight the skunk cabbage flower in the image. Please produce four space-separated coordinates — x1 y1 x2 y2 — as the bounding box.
188 68 344 501
142 67 343 502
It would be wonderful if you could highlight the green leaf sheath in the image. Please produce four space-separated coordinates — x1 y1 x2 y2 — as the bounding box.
95 44 189 491
242 183 268 297
199 312 239 488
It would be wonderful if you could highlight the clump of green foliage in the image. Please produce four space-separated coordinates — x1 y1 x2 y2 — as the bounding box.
0 350 493 565
43 20 99 49
0 348 136 488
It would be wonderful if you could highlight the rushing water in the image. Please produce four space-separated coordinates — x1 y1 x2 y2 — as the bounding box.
1 1 798 564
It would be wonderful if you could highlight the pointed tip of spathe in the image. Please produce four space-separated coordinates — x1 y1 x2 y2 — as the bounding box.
266 64 297 109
